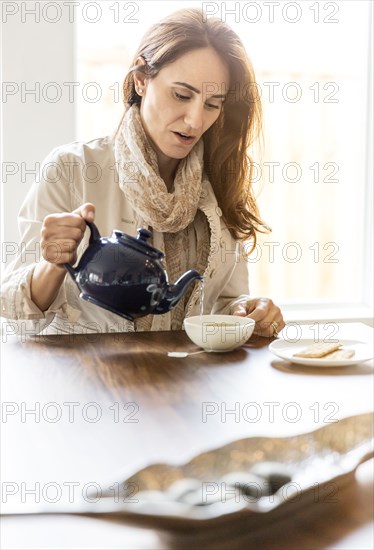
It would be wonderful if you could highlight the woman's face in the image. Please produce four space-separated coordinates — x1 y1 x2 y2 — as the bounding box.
137 47 230 163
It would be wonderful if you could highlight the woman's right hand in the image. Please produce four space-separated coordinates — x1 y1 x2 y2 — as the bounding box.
40 203 95 267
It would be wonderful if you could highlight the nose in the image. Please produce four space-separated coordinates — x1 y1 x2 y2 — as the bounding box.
184 101 204 134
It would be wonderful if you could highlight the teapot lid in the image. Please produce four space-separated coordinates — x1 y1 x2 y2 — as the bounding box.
114 228 164 259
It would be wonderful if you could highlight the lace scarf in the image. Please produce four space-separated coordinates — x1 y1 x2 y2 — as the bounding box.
114 104 210 330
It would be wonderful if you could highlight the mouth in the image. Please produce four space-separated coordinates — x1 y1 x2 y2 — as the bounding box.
172 131 196 145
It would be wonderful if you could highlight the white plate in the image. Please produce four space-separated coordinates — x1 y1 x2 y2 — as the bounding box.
269 338 373 367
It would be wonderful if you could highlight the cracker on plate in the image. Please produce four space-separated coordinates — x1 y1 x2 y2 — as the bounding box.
294 342 341 358
322 349 355 360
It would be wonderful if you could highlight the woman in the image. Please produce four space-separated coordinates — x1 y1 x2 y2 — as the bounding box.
1 8 284 337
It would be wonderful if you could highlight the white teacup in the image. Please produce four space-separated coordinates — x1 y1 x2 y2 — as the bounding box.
183 314 255 352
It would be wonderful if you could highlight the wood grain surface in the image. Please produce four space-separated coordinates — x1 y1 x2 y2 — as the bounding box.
1 322 373 549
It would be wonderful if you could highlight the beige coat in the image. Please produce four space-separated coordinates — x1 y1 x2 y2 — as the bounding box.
0 136 250 335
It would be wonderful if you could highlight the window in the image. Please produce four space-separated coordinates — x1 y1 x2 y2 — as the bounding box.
76 0 373 317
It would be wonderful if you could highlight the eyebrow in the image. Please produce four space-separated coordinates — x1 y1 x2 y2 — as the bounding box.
172 81 226 99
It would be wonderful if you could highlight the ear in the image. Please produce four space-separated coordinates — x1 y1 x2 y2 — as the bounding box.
133 56 148 94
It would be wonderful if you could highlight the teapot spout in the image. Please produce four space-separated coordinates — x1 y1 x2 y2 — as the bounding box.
154 270 203 314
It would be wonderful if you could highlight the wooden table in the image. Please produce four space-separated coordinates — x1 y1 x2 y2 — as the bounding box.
1 322 373 549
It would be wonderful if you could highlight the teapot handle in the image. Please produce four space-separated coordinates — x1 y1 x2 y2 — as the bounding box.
85 221 101 245
63 221 101 278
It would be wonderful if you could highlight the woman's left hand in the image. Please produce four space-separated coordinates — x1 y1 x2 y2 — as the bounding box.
230 297 285 337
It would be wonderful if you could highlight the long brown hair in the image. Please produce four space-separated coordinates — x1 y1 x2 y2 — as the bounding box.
119 8 269 245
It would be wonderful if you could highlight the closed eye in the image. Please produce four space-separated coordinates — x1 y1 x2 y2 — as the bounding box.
174 90 222 110
175 92 190 101
206 103 220 110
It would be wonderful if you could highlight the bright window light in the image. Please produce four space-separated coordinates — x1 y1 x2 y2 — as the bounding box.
75 0 372 308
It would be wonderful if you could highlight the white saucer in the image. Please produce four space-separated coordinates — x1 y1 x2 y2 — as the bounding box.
268 338 373 367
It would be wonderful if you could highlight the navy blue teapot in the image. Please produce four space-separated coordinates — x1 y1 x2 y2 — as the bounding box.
64 222 203 321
